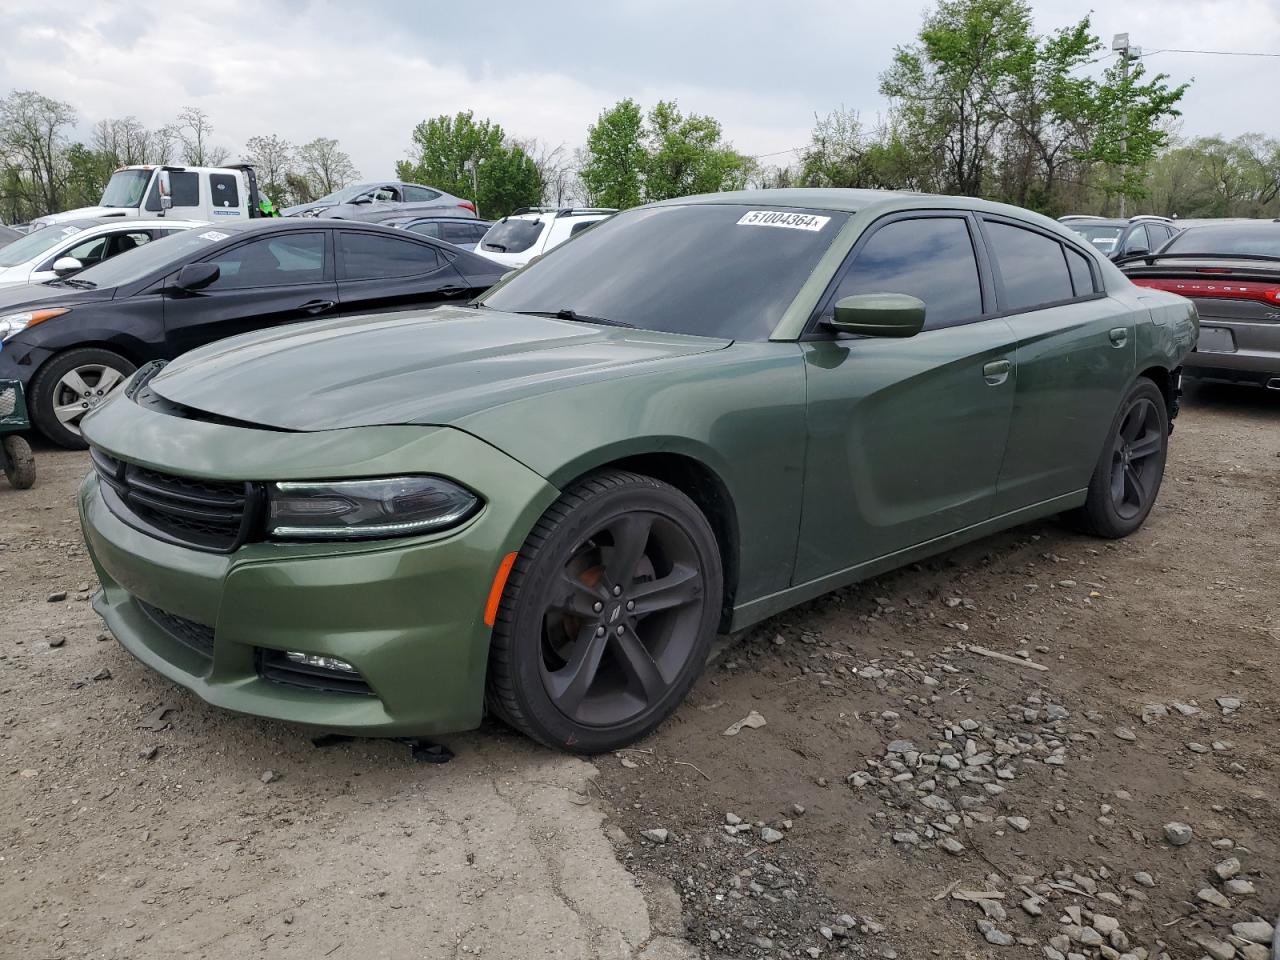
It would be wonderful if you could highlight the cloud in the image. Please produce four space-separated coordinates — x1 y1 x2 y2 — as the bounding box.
0 0 1273 182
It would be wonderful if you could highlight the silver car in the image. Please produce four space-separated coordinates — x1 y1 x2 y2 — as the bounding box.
281 181 476 221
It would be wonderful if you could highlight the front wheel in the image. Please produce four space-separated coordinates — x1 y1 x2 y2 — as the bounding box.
487 470 723 753
2 435 35 489
29 348 136 449
1067 378 1169 538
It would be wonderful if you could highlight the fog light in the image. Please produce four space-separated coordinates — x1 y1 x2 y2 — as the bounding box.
284 651 358 674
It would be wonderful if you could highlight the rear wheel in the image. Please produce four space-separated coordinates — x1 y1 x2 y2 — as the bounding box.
1067 378 1168 538
29 348 136 449
487 470 722 753
1 435 35 489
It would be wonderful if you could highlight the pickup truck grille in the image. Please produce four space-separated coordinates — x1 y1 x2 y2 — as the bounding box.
91 447 261 552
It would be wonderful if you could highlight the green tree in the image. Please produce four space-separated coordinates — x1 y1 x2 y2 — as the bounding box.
244 134 296 205
642 100 753 201
579 99 645 208
0 89 77 216
397 111 541 218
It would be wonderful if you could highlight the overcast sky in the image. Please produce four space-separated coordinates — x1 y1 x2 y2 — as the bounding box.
2 0 1277 181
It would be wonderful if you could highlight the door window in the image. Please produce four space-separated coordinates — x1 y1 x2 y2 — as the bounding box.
204 232 327 289
406 221 442 239
63 235 111 265
831 216 984 330
441 222 476 245
983 221 1074 311
337 232 441 280
169 172 200 208
209 174 240 209
402 185 440 202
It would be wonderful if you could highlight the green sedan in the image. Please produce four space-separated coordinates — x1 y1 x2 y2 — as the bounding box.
77 189 1197 753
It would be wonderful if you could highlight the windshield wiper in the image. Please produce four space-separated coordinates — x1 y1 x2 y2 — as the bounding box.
515 308 632 328
59 277 97 289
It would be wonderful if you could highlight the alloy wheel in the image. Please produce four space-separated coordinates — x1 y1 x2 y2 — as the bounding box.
538 511 706 727
52 363 127 436
1109 396 1163 520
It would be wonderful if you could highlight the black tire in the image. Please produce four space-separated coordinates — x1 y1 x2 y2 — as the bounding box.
29 348 136 449
1067 378 1169 538
1 435 35 489
487 470 723 754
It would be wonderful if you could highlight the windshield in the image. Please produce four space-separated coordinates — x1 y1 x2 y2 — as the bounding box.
1162 224 1280 258
100 169 153 208
70 227 239 288
481 204 849 340
0 224 81 267
480 218 546 254
314 183 376 205
1070 224 1123 253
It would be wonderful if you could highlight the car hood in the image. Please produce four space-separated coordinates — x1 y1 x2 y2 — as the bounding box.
280 201 332 217
147 306 731 431
32 206 132 227
0 281 116 313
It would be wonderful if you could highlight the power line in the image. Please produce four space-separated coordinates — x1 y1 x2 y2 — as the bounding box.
1140 47 1280 58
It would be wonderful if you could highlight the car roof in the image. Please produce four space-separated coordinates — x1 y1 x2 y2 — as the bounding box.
651 187 1069 225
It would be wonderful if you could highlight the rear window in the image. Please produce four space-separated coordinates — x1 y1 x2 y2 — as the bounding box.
481 218 546 255
402 185 441 202
1163 224 1280 258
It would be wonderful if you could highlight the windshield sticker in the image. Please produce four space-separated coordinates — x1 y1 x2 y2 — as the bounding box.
198 230 230 242
61 226 81 237
737 210 831 232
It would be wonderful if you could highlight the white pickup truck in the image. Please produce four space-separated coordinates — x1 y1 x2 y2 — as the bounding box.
29 165 268 231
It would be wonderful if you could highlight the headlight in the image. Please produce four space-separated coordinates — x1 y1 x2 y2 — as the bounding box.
267 476 480 540
0 308 69 342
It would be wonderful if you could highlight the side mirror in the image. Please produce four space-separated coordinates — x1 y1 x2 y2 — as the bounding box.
351 196 372 206
52 256 83 277
158 170 173 212
174 262 220 291
828 293 926 338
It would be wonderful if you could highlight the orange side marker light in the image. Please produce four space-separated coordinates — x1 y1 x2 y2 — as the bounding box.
483 552 518 627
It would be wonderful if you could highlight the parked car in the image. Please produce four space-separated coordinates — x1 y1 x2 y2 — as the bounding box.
0 225 22 249
29 165 270 231
384 215 494 250
1060 215 1179 261
281 181 476 220
477 207 616 268
75 188 1195 753
1120 220 1280 390
0 218 205 289
0 220 506 447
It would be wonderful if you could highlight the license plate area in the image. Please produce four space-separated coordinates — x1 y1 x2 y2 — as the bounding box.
1196 326 1236 353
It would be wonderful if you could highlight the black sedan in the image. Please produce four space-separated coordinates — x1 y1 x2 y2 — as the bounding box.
0 220 507 447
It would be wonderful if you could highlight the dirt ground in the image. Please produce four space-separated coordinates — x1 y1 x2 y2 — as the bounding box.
1 382 1277 960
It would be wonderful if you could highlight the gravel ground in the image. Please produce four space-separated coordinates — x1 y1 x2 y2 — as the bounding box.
1 382 1277 960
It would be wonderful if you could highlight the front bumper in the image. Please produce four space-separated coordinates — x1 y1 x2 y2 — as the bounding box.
78 396 559 736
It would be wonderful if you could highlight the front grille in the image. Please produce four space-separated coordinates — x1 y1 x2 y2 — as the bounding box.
92 448 261 552
138 601 215 660
258 650 375 696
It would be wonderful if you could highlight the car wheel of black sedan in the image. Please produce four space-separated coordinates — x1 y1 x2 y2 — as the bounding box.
1068 378 1169 539
487 470 723 753
29 348 136 449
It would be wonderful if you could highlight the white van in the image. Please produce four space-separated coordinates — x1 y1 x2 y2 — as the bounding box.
29 165 265 231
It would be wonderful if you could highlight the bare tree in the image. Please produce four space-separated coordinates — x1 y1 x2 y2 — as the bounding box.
92 116 173 166
173 106 229 166
0 89 77 215
298 137 358 196
516 138 576 206
243 134 296 203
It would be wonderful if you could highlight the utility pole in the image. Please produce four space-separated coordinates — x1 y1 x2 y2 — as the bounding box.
463 158 480 218
1111 33 1141 217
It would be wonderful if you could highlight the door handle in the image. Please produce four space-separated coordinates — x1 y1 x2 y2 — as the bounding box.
982 359 1012 386
1109 327 1129 347
299 299 335 315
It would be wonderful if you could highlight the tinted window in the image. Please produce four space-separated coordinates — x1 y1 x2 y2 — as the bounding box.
209 173 240 209
569 219 600 238
1120 226 1153 255
832 217 982 330
206 233 326 289
402 185 440 202
984 221 1074 311
441 222 476 244
483 204 848 340
65 235 110 264
1064 246 1095 297
170 172 200 207
338 232 441 280
1162 224 1280 257
406 221 441 238
481 218 546 255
